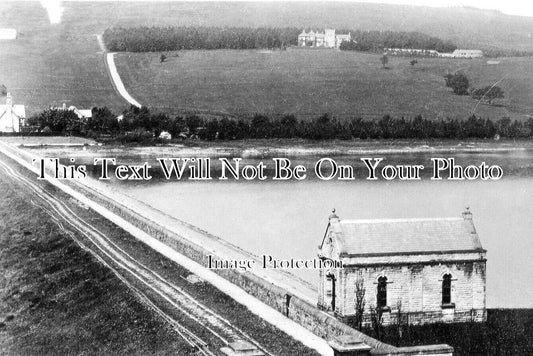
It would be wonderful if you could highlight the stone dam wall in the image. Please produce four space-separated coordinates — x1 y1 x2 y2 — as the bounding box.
67 179 452 355
2 143 454 356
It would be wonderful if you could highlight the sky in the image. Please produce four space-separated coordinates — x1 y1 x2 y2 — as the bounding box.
38 0 533 20
357 0 533 18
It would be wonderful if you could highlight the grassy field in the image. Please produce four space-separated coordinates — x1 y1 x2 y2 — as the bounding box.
116 48 533 120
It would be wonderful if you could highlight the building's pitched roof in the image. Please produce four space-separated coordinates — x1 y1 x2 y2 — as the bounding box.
299 29 350 38
69 107 92 119
0 28 17 40
0 104 25 119
299 30 324 36
453 49 483 54
77 109 92 118
326 215 484 257
50 104 92 119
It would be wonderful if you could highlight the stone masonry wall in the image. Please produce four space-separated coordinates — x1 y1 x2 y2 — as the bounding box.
60 177 396 352
337 260 486 326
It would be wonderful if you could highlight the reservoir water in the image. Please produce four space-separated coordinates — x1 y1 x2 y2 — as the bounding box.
111 150 533 309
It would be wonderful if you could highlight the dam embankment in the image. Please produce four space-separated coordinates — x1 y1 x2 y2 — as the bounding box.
0 141 453 356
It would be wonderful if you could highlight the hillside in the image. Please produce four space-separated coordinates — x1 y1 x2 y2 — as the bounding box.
116 49 533 120
42 2 533 52
3 2 533 52
1 1 533 118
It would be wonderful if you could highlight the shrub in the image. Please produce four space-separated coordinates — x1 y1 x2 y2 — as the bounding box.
445 73 470 95
471 86 505 104
28 109 83 135
116 128 154 143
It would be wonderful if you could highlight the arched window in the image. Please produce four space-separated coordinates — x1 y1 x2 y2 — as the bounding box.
442 274 452 304
377 276 387 308
325 273 336 311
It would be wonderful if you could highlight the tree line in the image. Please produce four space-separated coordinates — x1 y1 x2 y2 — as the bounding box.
102 26 533 58
340 30 457 53
103 26 456 53
27 106 533 141
481 48 533 58
103 27 300 52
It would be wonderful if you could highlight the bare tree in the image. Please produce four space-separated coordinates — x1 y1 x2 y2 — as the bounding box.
353 274 366 330
370 304 384 338
396 299 404 339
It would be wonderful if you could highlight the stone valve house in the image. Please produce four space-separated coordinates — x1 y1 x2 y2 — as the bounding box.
317 208 487 326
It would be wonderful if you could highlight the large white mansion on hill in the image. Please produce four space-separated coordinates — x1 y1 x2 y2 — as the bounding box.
298 29 351 49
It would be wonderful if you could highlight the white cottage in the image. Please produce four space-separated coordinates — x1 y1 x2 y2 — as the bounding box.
0 28 17 40
0 94 25 132
318 209 487 326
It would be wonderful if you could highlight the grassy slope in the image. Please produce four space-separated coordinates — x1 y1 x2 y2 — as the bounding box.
0 176 192 354
0 1 125 116
54 2 533 52
116 49 533 120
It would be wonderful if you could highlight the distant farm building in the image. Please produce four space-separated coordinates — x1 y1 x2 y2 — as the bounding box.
0 28 17 40
385 48 439 57
52 103 92 119
0 93 25 133
298 29 351 49
318 209 487 326
384 47 483 59
449 49 484 58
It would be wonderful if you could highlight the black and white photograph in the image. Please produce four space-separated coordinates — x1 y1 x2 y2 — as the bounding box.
0 1 532 355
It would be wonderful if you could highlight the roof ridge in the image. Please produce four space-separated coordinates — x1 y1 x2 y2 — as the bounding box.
340 217 463 224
